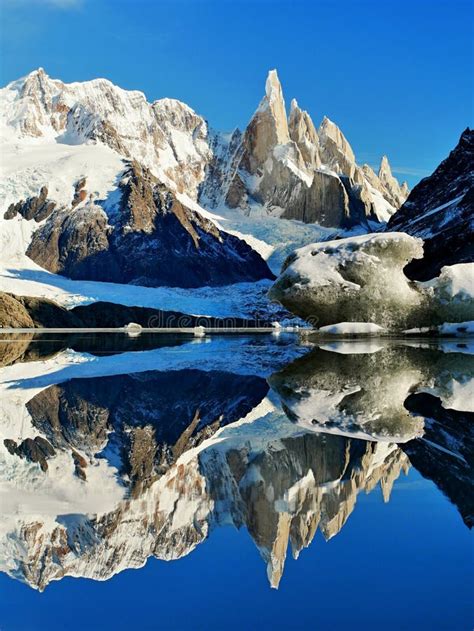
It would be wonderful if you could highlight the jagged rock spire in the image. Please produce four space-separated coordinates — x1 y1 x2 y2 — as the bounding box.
288 98 320 168
319 115 356 166
259 69 290 144
378 154 392 179
378 154 408 207
238 69 290 175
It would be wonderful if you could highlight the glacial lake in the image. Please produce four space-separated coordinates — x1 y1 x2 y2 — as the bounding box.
0 332 472 630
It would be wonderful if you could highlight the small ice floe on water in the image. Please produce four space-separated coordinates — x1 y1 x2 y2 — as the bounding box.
403 321 474 337
193 325 206 337
124 322 142 337
272 322 282 336
318 322 386 336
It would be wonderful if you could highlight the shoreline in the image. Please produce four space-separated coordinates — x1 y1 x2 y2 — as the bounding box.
0 327 472 343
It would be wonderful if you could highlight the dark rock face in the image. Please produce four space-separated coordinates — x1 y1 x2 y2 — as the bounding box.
402 392 474 528
4 436 56 472
69 301 255 328
19 295 84 327
4 186 56 222
387 128 474 280
25 162 274 288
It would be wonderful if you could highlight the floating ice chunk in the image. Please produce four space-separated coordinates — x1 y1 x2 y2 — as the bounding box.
124 322 142 336
318 322 386 336
269 232 474 331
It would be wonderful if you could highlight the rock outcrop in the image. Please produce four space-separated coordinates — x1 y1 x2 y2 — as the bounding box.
4 436 55 472
4 186 56 222
268 232 474 329
0 293 34 328
387 128 474 280
24 161 274 287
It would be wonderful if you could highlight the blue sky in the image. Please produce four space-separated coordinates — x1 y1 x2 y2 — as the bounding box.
0 0 472 186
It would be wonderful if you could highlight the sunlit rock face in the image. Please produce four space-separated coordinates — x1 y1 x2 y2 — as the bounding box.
202 70 408 227
268 232 474 329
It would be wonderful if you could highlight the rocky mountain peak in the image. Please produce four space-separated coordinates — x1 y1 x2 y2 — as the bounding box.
288 98 320 168
377 154 409 208
1 67 412 252
378 154 392 178
208 70 409 225
318 115 356 167
256 68 290 143
264 69 284 103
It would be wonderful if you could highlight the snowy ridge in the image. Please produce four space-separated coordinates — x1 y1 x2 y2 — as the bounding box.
0 68 410 290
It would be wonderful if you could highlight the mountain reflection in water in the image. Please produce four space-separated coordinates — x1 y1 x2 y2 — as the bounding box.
0 333 472 596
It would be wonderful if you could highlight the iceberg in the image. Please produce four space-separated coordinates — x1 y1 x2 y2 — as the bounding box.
269 232 474 330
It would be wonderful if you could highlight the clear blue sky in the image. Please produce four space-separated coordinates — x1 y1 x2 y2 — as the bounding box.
0 0 472 187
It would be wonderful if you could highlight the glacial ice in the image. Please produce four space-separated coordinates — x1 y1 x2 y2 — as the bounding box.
269 232 474 330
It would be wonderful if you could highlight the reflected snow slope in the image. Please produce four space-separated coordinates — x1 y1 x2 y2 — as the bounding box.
0 333 472 592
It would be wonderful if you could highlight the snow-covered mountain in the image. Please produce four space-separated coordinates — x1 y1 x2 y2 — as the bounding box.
0 68 409 297
202 70 408 226
1 67 211 197
387 128 474 280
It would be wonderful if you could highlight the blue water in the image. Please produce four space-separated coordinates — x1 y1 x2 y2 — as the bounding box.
0 334 472 630
1 470 471 631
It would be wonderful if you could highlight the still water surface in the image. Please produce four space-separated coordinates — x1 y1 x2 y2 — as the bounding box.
0 333 472 630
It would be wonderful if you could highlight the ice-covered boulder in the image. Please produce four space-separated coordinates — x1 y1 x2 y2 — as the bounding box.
268 232 474 330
